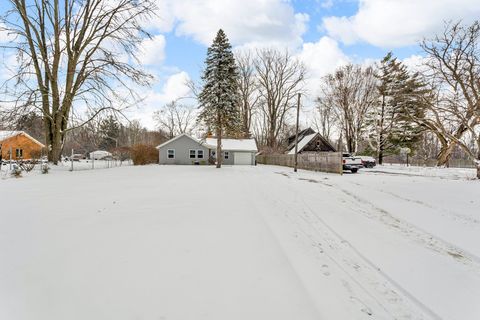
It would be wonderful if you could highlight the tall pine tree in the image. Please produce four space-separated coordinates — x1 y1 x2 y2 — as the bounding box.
198 30 241 168
367 53 427 164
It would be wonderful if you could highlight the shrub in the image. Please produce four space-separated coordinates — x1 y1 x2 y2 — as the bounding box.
41 163 50 174
130 144 158 165
11 165 22 178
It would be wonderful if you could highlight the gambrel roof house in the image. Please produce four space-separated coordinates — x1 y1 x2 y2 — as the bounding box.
157 133 258 165
286 128 336 154
0 131 45 160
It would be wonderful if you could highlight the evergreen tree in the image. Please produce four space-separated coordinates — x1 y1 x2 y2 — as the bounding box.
99 115 120 150
198 29 241 168
367 53 428 164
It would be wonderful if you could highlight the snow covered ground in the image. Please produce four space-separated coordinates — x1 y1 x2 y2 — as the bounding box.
0 165 479 319
0 159 131 177
371 163 477 180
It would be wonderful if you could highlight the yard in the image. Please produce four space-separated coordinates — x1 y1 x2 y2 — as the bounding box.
0 165 479 319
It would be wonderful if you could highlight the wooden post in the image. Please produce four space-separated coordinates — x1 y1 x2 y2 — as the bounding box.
70 149 74 171
294 93 301 173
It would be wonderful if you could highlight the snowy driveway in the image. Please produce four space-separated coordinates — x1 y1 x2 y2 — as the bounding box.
0 165 479 320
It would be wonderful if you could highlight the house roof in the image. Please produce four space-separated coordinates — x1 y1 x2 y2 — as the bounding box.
287 132 336 154
156 133 203 149
0 130 45 147
157 134 258 152
287 127 315 148
288 133 317 154
205 138 258 152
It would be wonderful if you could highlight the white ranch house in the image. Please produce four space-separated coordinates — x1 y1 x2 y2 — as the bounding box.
157 133 258 165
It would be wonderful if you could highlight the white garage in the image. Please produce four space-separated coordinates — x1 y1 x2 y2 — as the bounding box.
234 152 253 165
205 137 257 165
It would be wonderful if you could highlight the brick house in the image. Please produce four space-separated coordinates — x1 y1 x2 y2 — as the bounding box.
0 131 45 160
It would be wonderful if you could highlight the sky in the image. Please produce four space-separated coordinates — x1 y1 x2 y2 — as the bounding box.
1 0 480 129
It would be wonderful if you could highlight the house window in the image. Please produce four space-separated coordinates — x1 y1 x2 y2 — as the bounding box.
197 150 204 159
167 149 175 159
16 148 23 158
189 149 196 159
224 151 229 160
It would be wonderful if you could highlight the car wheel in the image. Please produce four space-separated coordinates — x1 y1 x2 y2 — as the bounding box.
351 168 358 173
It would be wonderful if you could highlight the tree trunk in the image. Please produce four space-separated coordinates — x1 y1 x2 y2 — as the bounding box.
267 121 276 149
44 111 68 164
216 127 222 169
378 150 384 165
436 142 456 167
476 160 480 180
216 111 222 169
476 148 480 179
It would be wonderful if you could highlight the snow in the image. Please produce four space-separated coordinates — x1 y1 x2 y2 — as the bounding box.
89 150 112 159
0 130 22 141
0 164 479 319
287 133 317 154
205 137 257 151
1 159 130 176
0 130 45 147
373 163 477 180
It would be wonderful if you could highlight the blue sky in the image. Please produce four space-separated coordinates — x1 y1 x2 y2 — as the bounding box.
1 0 479 128
133 0 480 128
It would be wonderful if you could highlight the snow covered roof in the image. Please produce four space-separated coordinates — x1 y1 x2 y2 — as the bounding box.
156 133 203 149
89 150 112 156
156 134 258 152
0 130 45 147
288 133 317 154
205 138 258 152
0 131 21 141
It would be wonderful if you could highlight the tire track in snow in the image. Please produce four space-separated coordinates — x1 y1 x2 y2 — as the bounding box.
251 170 439 320
289 173 480 274
347 180 480 225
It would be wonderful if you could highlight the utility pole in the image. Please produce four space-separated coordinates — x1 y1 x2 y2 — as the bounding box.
294 93 301 173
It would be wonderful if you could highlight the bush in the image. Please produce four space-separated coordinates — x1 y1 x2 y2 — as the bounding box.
11 165 22 178
130 144 158 165
41 163 50 174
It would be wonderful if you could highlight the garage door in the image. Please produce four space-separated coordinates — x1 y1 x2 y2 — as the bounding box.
234 152 252 165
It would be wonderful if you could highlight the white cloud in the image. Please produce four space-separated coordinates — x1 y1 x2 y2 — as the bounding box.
129 71 193 129
138 35 166 66
402 54 430 74
297 36 350 97
0 52 18 82
323 0 480 47
150 0 309 47
320 0 334 9
0 23 16 43
157 71 192 102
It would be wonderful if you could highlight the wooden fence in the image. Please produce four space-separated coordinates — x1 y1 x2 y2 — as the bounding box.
382 155 476 168
256 152 343 174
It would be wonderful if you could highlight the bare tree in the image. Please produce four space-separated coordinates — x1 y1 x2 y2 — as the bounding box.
235 52 259 138
0 0 156 163
154 100 196 139
318 64 378 154
409 21 480 176
254 49 305 150
313 96 337 143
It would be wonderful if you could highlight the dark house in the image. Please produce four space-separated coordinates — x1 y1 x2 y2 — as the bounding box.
286 128 336 154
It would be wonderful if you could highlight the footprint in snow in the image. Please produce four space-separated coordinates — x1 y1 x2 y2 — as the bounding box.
321 264 330 276
350 296 373 316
